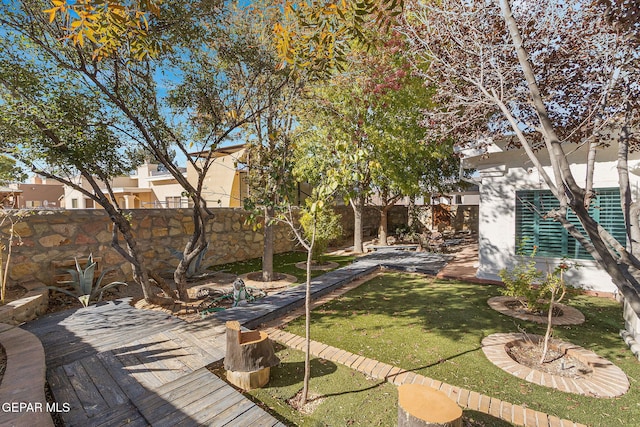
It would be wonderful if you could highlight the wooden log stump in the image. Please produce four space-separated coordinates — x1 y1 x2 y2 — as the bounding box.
224 321 279 390
398 384 462 427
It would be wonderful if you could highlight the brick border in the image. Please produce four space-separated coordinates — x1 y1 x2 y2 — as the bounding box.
482 333 629 398
488 296 585 325
266 328 588 427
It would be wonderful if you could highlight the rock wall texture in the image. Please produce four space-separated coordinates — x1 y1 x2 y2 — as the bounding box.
2 204 478 288
3 208 298 287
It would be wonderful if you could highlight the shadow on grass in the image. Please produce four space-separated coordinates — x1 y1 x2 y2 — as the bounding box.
464 410 514 426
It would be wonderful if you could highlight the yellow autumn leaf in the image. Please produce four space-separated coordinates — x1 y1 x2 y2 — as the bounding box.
85 28 97 43
43 8 58 23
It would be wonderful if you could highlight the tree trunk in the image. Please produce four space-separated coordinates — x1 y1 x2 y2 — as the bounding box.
379 205 390 245
351 195 365 253
262 206 274 282
301 218 316 406
175 204 212 301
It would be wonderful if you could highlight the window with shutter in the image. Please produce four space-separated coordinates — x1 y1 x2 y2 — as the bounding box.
515 188 626 259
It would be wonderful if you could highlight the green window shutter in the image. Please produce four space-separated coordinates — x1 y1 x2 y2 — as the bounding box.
515 188 625 260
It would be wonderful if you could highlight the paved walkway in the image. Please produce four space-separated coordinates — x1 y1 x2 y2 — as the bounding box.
18 247 587 426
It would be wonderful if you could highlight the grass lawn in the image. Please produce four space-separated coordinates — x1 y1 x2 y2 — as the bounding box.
283 272 640 427
238 345 512 426
211 251 356 283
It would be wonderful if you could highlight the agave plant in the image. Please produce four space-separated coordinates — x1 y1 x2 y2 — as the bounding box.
48 254 127 307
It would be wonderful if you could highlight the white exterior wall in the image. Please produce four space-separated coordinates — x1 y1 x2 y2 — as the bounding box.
470 144 640 295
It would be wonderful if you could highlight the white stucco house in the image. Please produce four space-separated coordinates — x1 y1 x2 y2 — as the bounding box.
461 140 639 297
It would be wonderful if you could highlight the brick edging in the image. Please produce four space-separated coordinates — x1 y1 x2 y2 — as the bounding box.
266 328 588 427
482 333 629 398
0 324 54 426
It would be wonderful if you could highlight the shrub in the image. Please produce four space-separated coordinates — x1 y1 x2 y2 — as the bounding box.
498 245 547 312
48 254 127 307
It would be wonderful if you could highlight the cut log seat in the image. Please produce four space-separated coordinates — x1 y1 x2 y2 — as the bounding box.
224 321 279 390
398 383 462 427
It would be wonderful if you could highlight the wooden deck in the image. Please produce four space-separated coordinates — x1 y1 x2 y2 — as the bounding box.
22 299 285 426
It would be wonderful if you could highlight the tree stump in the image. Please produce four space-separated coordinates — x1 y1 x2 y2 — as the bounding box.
223 321 279 390
398 384 462 427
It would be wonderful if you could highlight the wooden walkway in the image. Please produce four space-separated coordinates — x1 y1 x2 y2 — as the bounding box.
22 299 285 426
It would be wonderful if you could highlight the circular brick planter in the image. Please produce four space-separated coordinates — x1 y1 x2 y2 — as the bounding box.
482 333 629 397
239 272 297 290
487 296 585 325
294 261 339 271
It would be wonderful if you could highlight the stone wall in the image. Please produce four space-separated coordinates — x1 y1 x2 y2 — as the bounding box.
332 205 409 244
3 209 298 287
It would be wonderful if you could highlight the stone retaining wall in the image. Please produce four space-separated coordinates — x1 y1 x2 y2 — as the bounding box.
3 208 298 287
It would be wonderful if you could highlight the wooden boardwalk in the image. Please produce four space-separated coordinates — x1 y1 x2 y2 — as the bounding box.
22 299 285 426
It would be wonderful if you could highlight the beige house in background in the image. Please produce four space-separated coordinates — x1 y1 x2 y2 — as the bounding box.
188 143 249 208
188 143 313 208
63 163 188 209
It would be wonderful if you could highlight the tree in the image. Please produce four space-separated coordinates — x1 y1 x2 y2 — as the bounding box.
2 0 286 301
0 49 169 302
402 0 640 314
48 0 405 77
232 0 302 282
295 34 459 251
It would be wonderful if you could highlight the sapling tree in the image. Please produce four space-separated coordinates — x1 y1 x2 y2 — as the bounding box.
402 0 640 315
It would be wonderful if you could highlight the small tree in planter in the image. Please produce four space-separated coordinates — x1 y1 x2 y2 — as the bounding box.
539 259 580 363
299 200 342 265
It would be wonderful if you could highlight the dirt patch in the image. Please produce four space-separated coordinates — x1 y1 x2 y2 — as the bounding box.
504 300 564 318
287 389 325 415
506 341 593 378
1 286 27 304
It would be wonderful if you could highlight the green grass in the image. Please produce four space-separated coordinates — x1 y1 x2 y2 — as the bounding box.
284 272 640 427
242 345 512 427
211 251 355 283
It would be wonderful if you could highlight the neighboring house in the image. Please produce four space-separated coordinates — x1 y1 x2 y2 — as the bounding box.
461 140 638 295
64 163 188 209
188 143 313 208
188 144 249 208
15 176 65 209
0 177 64 209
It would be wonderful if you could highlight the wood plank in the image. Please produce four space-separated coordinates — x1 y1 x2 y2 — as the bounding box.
171 386 238 427
63 360 110 418
135 368 214 411
204 394 256 426
225 404 274 427
95 351 148 401
244 410 282 427
142 378 226 425
158 384 243 427
123 334 193 385
112 342 165 390
84 401 145 427
158 330 220 370
79 355 128 408
47 366 85 425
